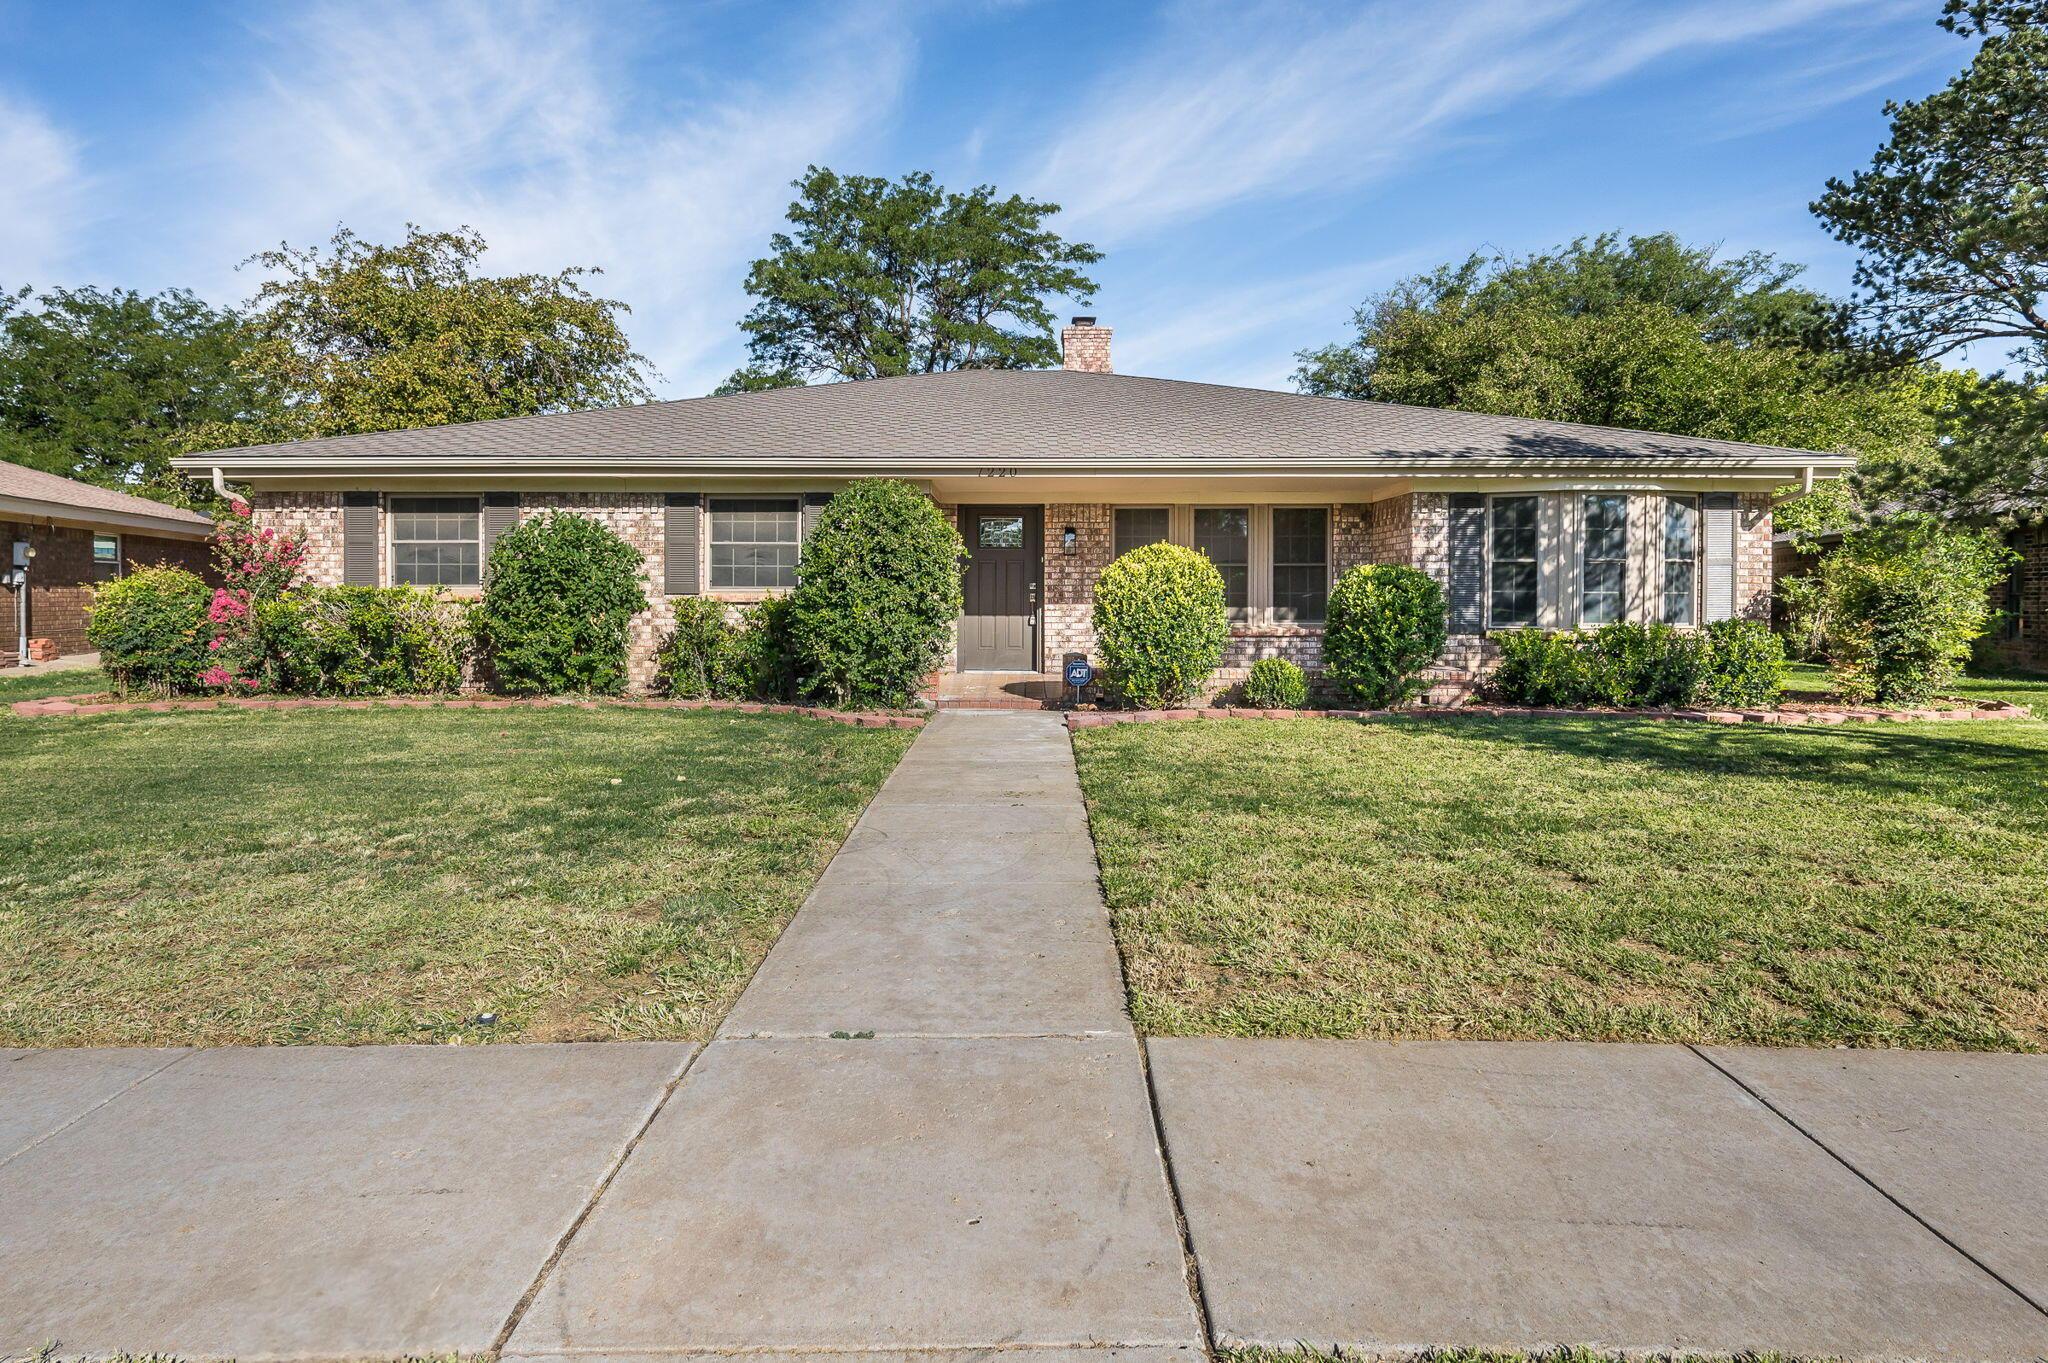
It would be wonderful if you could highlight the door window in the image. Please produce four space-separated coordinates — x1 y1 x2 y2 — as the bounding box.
978 515 1026 549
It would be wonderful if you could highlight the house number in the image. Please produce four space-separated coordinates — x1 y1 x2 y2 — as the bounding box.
975 467 1020 478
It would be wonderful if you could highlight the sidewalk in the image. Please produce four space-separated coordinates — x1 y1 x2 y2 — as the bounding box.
4 710 2046 1360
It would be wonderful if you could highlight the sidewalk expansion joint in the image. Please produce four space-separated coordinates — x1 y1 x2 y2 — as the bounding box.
1136 1036 1220 1359
0 1047 192 1171
1687 1043 2048 1321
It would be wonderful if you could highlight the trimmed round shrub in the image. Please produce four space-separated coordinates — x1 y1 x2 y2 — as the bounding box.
1240 657 1308 709
785 479 965 708
1092 542 1228 709
1698 619 1788 709
86 566 214 694
655 596 734 699
474 512 648 695
1582 622 1707 708
1819 516 2014 705
1321 564 1448 708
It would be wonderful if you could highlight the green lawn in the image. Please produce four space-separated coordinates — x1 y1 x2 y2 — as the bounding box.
0 706 911 1046
0 665 108 704
1074 708 2048 1050
1783 660 2048 712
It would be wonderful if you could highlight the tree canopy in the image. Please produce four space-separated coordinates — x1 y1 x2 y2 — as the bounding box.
0 285 259 505
188 225 653 450
718 167 1101 393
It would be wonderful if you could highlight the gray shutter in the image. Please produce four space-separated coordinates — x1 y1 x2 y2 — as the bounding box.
800 491 832 547
341 492 379 586
1702 492 1737 622
664 493 701 596
481 493 520 569
1447 493 1486 635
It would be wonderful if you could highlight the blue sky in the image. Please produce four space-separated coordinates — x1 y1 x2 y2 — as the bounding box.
0 0 1978 398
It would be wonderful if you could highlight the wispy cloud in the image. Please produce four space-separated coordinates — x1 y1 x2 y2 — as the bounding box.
0 90 87 286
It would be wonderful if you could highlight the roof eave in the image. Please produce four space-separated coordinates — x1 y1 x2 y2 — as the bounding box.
0 492 213 539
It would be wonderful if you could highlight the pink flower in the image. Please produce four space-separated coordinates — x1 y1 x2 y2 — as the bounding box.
208 637 223 651
228 499 251 516
200 666 232 687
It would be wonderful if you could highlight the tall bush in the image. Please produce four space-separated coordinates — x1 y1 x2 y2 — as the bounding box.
1092 542 1228 708
86 566 214 694
1820 516 2014 704
1698 619 1786 709
474 512 647 695
1321 564 1448 708
785 479 965 707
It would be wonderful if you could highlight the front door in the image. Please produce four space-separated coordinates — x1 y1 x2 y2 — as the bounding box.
958 506 1040 671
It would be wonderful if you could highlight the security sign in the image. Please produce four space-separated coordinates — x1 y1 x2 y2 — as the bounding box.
1063 658 1095 689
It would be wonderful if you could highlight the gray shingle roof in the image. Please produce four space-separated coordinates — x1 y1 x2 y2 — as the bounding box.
0 459 212 531
173 369 1847 470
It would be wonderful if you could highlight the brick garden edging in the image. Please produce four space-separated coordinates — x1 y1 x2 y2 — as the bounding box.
9 693 928 729
1067 701 2032 730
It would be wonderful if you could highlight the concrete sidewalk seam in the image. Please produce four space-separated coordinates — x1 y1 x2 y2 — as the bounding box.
1135 1036 1219 1361
0 1047 190 1170
491 1044 709 1352
1687 1042 2048 1321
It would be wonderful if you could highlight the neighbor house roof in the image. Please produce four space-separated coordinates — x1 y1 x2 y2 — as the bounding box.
0 460 213 538
172 369 1853 478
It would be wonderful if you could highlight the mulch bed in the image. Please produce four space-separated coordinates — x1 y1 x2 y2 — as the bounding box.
1068 700 2030 730
10 693 927 729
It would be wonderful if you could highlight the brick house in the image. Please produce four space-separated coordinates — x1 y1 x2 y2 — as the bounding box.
2 461 213 667
171 320 1844 695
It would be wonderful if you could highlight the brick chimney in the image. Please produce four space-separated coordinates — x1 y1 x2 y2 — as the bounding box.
1060 315 1112 373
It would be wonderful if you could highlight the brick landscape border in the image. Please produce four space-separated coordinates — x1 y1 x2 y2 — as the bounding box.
1068 701 2031 730
10 693 927 729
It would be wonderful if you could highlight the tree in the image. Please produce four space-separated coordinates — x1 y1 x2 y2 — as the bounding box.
188 225 653 449
0 285 260 504
1813 0 2048 511
729 167 1102 388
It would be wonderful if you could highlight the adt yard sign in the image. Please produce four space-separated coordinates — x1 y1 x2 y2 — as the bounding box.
1063 658 1095 689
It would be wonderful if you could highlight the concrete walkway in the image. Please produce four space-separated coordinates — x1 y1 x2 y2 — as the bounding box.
6 709 2048 1360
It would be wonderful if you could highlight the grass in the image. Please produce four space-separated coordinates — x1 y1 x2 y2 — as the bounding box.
1782 659 2048 712
0 666 107 704
0 705 911 1046
1073 705 2048 1050
1225 1351 1813 1363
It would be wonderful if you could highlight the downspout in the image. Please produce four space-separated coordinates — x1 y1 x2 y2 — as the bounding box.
212 466 231 501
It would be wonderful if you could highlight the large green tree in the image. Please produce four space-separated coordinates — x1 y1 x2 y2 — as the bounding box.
189 225 653 449
0 285 259 504
718 167 1101 393
1813 0 2048 513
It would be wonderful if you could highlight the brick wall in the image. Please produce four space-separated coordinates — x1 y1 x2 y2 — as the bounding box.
1043 501 1112 663
1359 496 1412 568
1986 523 2048 672
1737 492 1773 623
0 521 211 663
254 491 353 585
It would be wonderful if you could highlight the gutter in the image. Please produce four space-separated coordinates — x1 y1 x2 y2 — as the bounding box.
0 493 213 540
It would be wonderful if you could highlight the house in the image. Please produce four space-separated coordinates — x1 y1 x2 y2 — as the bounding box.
1 460 213 667
169 320 1849 695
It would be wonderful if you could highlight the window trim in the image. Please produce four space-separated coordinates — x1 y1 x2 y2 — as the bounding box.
387 494 483 590
1485 493 1541 630
90 533 122 584
1578 492 1629 627
1661 493 1701 628
707 494 803 593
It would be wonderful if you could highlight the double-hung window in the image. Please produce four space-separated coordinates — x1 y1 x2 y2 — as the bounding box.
1193 508 1250 611
709 497 800 590
1662 494 1700 626
390 496 481 587
1112 507 1169 558
1580 494 1628 625
90 534 121 583
1488 495 1539 627
1271 507 1329 623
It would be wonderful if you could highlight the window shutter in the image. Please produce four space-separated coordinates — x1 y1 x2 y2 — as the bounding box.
482 492 519 567
1446 494 1486 635
800 491 832 548
341 492 379 586
1702 492 1736 622
664 493 701 596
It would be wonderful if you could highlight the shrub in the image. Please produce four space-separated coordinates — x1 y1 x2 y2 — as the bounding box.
247 587 469 695
1820 516 2015 705
1581 622 1707 708
1776 574 1830 661
86 566 214 694
1321 564 1449 708
474 512 648 695
1092 542 1228 708
1240 657 1308 709
1486 629 1591 707
1698 619 1787 709
716 596 797 702
655 596 734 699
785 480 965 707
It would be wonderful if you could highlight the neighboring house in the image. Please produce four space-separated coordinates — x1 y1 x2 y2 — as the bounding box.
2 460 212 666
170 320 1848 694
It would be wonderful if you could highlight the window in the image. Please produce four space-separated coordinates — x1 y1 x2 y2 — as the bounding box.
1581 494 1628 625
977 514 1025 549
1271 507 1329 622
709 497 800 589
1113 507 1169 558
1193 507 1249 610
1662 495 1699 626
389 496 480 587
90 534 121 583
1487 496 1539 626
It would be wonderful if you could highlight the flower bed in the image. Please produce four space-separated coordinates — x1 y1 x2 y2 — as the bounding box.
11 691 926 728
1066 700 2030 730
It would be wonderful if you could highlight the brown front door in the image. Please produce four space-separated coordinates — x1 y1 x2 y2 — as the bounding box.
958 506 1040 671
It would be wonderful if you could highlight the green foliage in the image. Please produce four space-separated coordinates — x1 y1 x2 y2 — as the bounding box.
475 512 648 695
1091 542 1228 709
1487 630 1595 707
1820 515 2016 703
0 284 257 504
715 596 797 702
785 479 966 707
1320 564 1449 708
1240 657 1308 709
1698 619 1789 709
186 225 652 450
247 587 469 695
1488 623 1714 708
85 566 213 694
733 167 1102 386
654 596 734 699
1775 573 1832 662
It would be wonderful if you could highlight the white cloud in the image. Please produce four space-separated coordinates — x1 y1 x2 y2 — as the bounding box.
1028 0 1906 243
0 91 87 286
177 0 915 395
